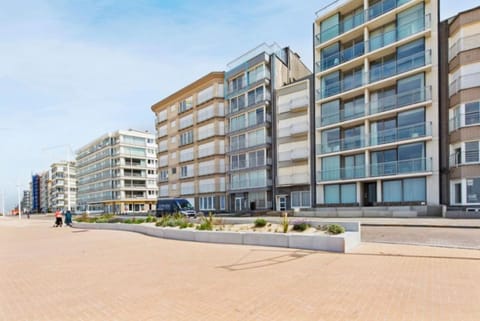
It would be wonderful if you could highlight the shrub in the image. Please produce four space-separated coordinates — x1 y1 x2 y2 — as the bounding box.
292 220 310 232
132 218 145 224
145 214 157 223
254 218 267 228
196 212 214 231
123 219 132 224
327 224 345 235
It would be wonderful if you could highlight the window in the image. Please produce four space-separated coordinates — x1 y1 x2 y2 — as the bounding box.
324 184 356 204
465 102 480 125
171 168 176 175
321 100 340 125
229 75 245 93
465 141 480 163
291 191 311 208
342 66 363 91
199 196 215 210
342 96 364 121
321 43 340 70
454 183 462 204
397 3 424 40
231 154 247 170
343 154 365 179
370 54 395 82
180 166 188 178
369 23 395 52
397 107 425 140
371 149 397 176
230 114 245 132
248 150 265 167
320 14 340 42
219 195 226 210
247 64 265 84
383 178 426 202
398 142 425 173
342 125 364 150
180 131 193 146
322 156 340 180
467 178 480 203
397 73 425 107
322 128 340 153
179 97 193 113
397 38 425 74
322 72 340 98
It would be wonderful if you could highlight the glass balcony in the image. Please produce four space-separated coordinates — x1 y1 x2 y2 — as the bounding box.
368 14 430 52
370 157 431 177
317 72 366 99
319 104 365 127
370 122 431 146
278 121 309 138
229 178 272 191
228 137 272 153
316 41 365 72
278 148 309 162
449 72 480 97
449 151 480 167
227 114 272 134
317 135 366 154
317 165 366 182
278 96 309 114
369 50 431 84
449 111 480 132
368 86 431 116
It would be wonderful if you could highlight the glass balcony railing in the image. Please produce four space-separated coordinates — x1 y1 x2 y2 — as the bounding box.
370 122 431 146
316 42 365 72
317 165 366 182
368 86 431 115
370 157 431 177
449 111 480 132
369 49 431 83
227 115 272 134
319 104 365 127
449 151 480 167
317 73 366 99
228 137 272 153
315 0 414 46
317 122 431 155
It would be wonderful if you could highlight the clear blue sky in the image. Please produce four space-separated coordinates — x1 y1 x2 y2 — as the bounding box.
0 0 477 210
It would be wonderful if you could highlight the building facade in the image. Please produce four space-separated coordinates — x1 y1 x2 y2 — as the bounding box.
50 161 77 211
151 72 227 212
31 174 40 213
441 6 480 208
39 171 51 213
225 43 311 212
21 190 31 213
314 0 440 206
275 76 315 210
76 130 157 214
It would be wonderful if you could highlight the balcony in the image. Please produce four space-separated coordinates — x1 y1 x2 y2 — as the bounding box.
368 86 431 116
318 104 365 127
315 0 414 46
370 157 432 177
317 72 365 99
278 148 309 162
229 179 273 191
278 96 309 114
277 173 310 185
317 165 366 182
449 151 480 168
230 158 272 171
317 135 366 154
227 91 271 115
370 122 431 147
278 121 309 138
227 115 271 134
317 122 431 155
316 41 365 72
449 33 480 60
449 72 480 97
449 111 480 132
369 49 431 84
228 137 272 153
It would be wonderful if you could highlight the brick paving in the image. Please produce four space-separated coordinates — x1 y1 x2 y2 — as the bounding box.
1 217 480 321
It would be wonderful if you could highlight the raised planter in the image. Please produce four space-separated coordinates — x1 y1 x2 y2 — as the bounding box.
73 220 361 253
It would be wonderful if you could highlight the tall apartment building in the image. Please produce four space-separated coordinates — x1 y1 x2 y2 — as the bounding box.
50 161 77 211
314 0 440 206
151 72 227 212
39 171 51 212
31 174 40 213
225 43 310 212
440 6 480 208
21 190 31 213
76 130 157 214
275 76 315 210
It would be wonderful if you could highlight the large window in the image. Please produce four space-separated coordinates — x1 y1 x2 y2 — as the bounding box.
322 72 340 98
322 156 340 180
179 97 193 113
199 196 215 210
397 3 424 40
179 131 194 146
321 100 340 125
398 142 425 173
467 178 480 203
397 38 425 73
322 128 340 153
465 101 480 125
369 23 395 51
383 177 426 202
324 184 356 204
465 141 480 163
397 73 425 107
320 14 340 42
291 191 311 208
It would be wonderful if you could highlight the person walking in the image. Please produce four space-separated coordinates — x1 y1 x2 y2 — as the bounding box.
65 210 72 227
54 209 63 227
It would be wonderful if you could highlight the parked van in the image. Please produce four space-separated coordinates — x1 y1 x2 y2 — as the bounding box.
155 198 196 217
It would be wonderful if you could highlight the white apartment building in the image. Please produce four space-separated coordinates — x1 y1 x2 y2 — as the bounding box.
50 161 77 211
76 129 158 213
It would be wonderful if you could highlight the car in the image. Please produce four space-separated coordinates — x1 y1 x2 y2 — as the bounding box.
155 198 196 217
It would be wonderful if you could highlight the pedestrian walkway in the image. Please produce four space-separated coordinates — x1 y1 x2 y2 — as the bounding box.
1 217 479 320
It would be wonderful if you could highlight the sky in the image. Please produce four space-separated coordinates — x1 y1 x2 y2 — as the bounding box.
0 0 478 210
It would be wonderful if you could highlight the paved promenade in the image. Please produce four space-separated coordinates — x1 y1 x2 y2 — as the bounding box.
1 216 480 321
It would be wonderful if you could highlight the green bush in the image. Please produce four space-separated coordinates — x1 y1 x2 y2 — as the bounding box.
123 219 133 224
196 212 214 231
327 224 345 235
132 218 146 224
281 212 289 233
155 215 192 229
254 218 267 228
145 214 156 223
292 221 310 232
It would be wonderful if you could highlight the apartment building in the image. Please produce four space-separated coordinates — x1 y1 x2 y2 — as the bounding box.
151 72 227 212
275 76 315 210
31 174 40 213
39 171 51 212
21 190 31 213
225 43 310 212
440 6 480 208
314 0 440 206
50 161 77 211
76 130 157 214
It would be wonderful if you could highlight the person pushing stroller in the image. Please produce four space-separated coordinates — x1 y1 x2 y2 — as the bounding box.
54 209 63 227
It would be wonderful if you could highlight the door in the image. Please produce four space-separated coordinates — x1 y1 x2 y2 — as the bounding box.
276 196 287 211
235 197 243 212
364 182 377 206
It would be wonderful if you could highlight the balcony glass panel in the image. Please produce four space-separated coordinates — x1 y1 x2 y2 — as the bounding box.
370 158 430 177
368 0 397 21
319 41 365 71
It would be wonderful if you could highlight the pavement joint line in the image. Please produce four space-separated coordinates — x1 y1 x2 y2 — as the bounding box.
366 240 480 251
361 223 480 229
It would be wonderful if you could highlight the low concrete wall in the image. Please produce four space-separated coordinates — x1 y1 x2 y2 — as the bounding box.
72 221 361 253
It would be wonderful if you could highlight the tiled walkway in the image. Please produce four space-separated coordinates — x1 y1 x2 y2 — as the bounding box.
1 217 479 321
